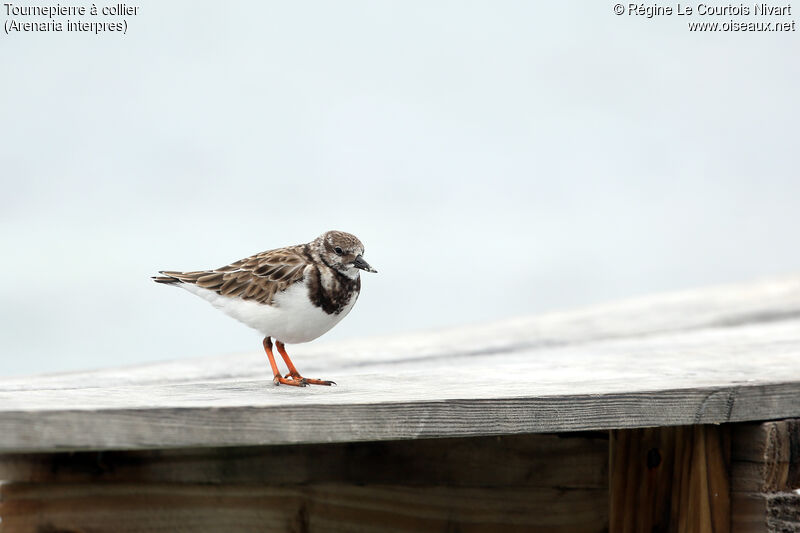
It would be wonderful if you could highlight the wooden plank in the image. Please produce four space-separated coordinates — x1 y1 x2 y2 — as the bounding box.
609 425 730 533
0 483 608 533
731 420 800 532
0 433 609 533
0 277 799 451
0 433 608 487
2 275 799 392
5 315 799 411
0 380 798 452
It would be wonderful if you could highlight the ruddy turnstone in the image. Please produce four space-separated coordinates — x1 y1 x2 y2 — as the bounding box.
152 230 376 387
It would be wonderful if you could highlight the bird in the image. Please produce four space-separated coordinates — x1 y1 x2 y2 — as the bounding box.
152 230 377 387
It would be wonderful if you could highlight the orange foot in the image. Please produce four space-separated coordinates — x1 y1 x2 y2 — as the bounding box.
273 376 307 387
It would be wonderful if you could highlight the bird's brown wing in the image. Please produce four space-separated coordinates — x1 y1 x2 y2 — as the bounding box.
156 245 309 305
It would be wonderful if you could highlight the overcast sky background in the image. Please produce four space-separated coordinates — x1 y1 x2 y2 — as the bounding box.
1 1 798 377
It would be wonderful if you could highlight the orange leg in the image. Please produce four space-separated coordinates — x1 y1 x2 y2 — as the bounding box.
263 337 305 387
276 340 335 386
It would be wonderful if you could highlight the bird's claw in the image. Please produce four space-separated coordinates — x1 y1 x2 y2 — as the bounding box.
304 378 335 386
273 376 308 387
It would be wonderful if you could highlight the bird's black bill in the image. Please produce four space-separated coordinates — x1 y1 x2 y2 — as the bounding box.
353 255 377 273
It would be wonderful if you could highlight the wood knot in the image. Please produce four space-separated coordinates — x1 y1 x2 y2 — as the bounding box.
646 447 662 469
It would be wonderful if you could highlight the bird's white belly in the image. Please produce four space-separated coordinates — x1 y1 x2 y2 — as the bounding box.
178 282 356 344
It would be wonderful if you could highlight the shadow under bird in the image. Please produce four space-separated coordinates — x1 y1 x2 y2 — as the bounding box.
152 230 377 387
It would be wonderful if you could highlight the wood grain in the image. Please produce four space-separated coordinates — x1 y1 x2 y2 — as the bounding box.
731 420 800 532
0 381 798 452
0 276 799 452
3 276 799 392
610 425 731 533
731 493 800 533
0 433 609 533
0 433 608 487
0 483 609 533
732 420 800 493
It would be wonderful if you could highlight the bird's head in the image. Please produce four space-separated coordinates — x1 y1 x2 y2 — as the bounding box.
314 230 377 278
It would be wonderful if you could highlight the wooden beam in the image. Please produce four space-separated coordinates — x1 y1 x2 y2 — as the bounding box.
0 483 609 533
0 433 609 533
0 433 609 487
610 425 731 533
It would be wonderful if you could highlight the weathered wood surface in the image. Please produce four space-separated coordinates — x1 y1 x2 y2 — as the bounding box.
2 423 799 532
0 433 609 533
731 420 800 532
0 276 799 451
610 425 731 533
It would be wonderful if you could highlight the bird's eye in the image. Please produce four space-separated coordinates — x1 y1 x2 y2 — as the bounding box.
334 246 343 255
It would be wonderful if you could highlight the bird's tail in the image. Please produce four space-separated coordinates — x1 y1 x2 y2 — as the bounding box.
151 271 182 284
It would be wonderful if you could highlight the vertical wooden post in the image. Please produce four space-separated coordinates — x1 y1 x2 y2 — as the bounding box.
731 419 800 532
610 425 731 533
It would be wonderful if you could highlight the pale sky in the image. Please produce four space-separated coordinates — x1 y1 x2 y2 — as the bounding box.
1 1 798 376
